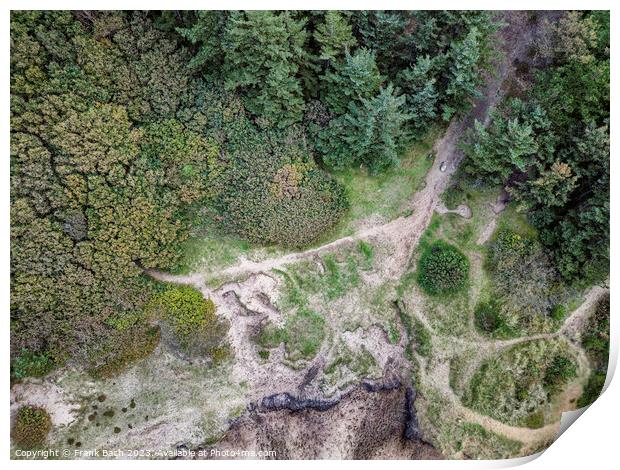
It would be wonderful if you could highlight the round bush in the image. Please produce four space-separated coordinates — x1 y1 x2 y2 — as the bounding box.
221 164 348 248
417 240 469 295
474 300 502 333
149 286 229 359
213 121 349 249
11 406 52 448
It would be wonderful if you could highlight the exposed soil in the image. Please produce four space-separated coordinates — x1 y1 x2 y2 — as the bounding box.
199 386 443 460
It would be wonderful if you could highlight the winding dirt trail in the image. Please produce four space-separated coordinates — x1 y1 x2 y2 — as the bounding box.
414 283 607 449
146 114 466 288
146 10 534 290
144 12 598 456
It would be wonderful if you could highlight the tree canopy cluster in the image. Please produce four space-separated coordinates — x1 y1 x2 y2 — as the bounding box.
178 10 498 172
463 11 609 283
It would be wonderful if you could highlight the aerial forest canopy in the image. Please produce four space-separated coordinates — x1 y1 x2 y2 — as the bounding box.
462 11 610 282
10 10 608 380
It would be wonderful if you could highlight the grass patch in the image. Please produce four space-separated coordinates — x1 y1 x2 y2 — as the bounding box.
358 240 374 268
322 343 379 393
256 309 326 362
448 349 479 396
276 251 365 310
324 345 377 377
419 387 522 459
387 319 401 344
412 318 432 357
453 423 522 459
327 127 441 239
394 301 432 359
170 222 254 274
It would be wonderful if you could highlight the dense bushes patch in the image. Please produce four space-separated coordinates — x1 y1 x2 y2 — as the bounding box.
578 294 609 407
9 11 218 369
88 325 161 379
485 229 572 335
214 123 348 248
463 340 577 427
11 406 52 448
417 240 469 296
148 286 230 361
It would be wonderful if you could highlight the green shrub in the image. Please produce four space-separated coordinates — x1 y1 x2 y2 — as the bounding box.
358 240 374 263
154 286 216 335
464 340 577 426
11 406 52 449
442 185 464 210
473 299 518 338
486 229 571 334
149 286 229 359
550 304 567 322
523 410 545 429
577 370 607 408
543 354 577 394
474 300 502 333
11 350 54 381
417 240 469 296
582 295 610 365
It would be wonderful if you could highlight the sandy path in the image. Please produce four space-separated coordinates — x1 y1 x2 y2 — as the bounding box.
146 9 529 291
146 114 466 288
416 283 607 451
143 11 599 457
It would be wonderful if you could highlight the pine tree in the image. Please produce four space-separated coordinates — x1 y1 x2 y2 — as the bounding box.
314 11 356 64
319 84 408 173
444 27 482 120
352 11 411 76
175 11 227 78
322 48 383 115
222 11 308 127
463 99 546 184
397 56 439 136
354 84 410 173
